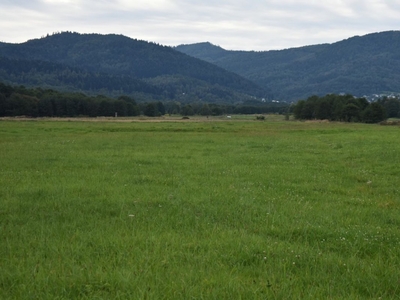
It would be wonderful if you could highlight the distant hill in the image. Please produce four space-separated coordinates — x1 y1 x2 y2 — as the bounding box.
0 56 161 96
0 32 267 103
175 31 400 100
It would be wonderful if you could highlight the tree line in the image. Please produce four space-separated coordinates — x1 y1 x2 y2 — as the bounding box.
0 83 288 118
0 84 140 117
292 94 387 123
2 83 395 122
377 96 400 118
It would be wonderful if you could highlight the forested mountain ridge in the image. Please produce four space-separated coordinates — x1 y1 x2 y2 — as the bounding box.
176 31 400 100
0 56 162 95
0 32 267 103
3 31 399 103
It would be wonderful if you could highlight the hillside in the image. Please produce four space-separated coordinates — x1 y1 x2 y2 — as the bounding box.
0 32 267 103
0 56 162 96
176 31 400 100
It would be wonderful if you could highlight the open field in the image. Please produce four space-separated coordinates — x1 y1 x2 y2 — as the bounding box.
1 118 400 299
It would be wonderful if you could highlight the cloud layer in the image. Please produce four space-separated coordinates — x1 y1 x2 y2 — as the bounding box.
1 0 399 50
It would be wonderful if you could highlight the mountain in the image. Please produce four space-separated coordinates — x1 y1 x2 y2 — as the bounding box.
0 32 267 103
175 31 400 100
0 56 162 96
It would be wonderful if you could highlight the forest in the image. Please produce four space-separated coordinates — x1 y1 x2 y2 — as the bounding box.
292 94 388 123
2 31 400 105
1 81 398 123
0 83 287 118
176 31 400 101
0 32 267 104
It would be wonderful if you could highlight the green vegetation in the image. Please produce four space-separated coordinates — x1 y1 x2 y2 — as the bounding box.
1 118 400 298
4 30 400 103
1 82 395 123
0 82 288 117
176 31 400 100
292 94 386 123
378 96 400 118
0 83 140 117
0 32 266 103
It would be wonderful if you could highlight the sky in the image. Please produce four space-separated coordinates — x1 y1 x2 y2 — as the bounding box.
1 0 399 51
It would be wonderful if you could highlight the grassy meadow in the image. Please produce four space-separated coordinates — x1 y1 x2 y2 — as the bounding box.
0 116 400 299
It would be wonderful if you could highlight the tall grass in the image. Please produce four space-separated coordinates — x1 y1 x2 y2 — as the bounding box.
1 119 399 299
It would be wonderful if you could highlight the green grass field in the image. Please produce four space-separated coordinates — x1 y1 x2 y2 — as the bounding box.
1 117 400 299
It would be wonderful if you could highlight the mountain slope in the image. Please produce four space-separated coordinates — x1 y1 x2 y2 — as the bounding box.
0 56 163 96
176 31 400 100
0 32 267 103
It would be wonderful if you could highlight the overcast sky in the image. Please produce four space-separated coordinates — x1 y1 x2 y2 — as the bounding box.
1 0 399 50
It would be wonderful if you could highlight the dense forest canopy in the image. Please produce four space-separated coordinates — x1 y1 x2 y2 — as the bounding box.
176 31 400 101
1 31 400 107
292 94 387 123
0 82 287 118
1 82 397 123
0 83 140 117
0 32 267 104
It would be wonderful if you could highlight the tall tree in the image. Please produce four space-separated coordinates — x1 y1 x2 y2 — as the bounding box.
362 102 386 123
144 103 159 117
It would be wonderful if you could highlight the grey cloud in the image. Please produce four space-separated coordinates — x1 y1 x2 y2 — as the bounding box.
0 0 399 50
